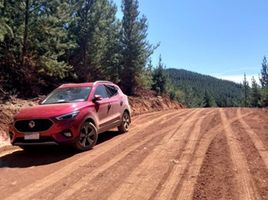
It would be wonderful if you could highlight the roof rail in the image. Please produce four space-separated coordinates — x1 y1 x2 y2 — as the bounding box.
93 80 113 85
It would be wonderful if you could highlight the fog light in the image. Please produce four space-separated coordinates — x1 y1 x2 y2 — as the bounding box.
62 131 72 138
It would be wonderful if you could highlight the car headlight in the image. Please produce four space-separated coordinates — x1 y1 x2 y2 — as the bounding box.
56 111 79 121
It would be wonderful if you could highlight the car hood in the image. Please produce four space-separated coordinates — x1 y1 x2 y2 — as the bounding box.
15 102 90 120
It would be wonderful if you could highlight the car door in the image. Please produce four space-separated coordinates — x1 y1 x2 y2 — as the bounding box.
105 85 121 125
93 84 111 129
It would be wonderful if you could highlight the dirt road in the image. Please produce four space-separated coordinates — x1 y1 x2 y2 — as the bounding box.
0 108 268 200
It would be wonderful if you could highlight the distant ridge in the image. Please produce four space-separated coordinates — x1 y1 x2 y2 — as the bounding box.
166 68 243 107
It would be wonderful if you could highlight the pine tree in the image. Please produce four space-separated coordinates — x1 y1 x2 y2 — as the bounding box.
202 90 216 107
152 56 167 95
34 0 76 78
69 0 120 82
260 56 268 87
242 73 250 107
0 0 75 92
261 86 268 107
120 0 154 95
258 56 268 107
0 0 13 42
0 0 28 92
140 59 153 89
250 76 261 107
202 91 211 108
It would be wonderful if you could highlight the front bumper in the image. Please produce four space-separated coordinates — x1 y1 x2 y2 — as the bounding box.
9 118 81 146
14 141 58 146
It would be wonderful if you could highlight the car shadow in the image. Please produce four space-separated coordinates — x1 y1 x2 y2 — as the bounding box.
0 130 121 168
97 130 121 145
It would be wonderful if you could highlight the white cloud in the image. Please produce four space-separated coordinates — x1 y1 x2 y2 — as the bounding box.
214 74 260 85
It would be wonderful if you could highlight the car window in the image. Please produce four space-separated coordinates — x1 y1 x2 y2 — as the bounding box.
105 85 118 97
42 87 91 104
94 85 109 98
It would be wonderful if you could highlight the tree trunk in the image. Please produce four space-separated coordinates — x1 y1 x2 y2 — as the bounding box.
21 0 29 67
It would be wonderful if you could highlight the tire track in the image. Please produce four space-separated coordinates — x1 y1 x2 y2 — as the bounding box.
6 110 191 200
133 110 187 129
107 109 210 200
54 132 163 200
2 108 259 200
232 109 268 199
131 110 170 126
5 110 184 200
42 110 191 200
131 109 181 122
237 109 268 169
163 109 252 200
218 109 260 200
152 109 216 200
192 129 237 200
52 109 199 200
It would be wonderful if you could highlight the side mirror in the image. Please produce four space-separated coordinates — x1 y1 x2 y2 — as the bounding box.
93 95 103 103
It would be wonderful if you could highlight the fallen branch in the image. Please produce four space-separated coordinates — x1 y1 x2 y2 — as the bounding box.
0 87 7 95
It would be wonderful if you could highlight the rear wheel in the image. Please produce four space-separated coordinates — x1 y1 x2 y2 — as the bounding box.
73 122 98 151
118 111 130 133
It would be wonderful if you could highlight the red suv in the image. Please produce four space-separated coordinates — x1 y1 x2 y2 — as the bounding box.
9 81 131 151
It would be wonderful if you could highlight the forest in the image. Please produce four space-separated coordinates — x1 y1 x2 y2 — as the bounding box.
165 64 268 108
0 0 155 96
166 69 244 107
0 0 268 108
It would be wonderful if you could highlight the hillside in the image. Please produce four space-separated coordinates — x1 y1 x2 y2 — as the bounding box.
166 68 244 107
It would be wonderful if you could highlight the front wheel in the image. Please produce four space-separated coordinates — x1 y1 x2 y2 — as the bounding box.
118 111 130 133
73 122 98 151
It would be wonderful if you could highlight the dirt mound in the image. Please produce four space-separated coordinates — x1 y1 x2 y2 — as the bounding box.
129 89 184 114
0 91 183 146
0 98 39 145
129 95 183 114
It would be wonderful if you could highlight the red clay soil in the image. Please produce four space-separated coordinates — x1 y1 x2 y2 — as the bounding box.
0 108 268 200
129 95 183 114
193 130 238 200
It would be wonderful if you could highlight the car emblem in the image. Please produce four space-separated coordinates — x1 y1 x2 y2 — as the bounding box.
28 120 35 128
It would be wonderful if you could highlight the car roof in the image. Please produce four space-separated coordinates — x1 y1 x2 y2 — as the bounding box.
59 81 113 88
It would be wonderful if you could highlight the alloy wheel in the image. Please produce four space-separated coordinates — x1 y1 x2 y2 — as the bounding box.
79 123 96 148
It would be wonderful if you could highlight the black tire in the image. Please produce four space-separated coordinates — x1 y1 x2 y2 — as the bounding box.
73 121 98 151
118 111 130 133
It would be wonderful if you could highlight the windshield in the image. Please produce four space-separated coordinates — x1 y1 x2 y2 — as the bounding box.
42 87 91 104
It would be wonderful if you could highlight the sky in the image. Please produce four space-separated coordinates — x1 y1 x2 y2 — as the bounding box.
114 0 268 84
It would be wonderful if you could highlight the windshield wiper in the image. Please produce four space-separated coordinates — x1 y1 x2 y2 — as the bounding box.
56 101 70 104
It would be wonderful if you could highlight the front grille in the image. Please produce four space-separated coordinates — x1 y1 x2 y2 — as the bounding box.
15 119 53 132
